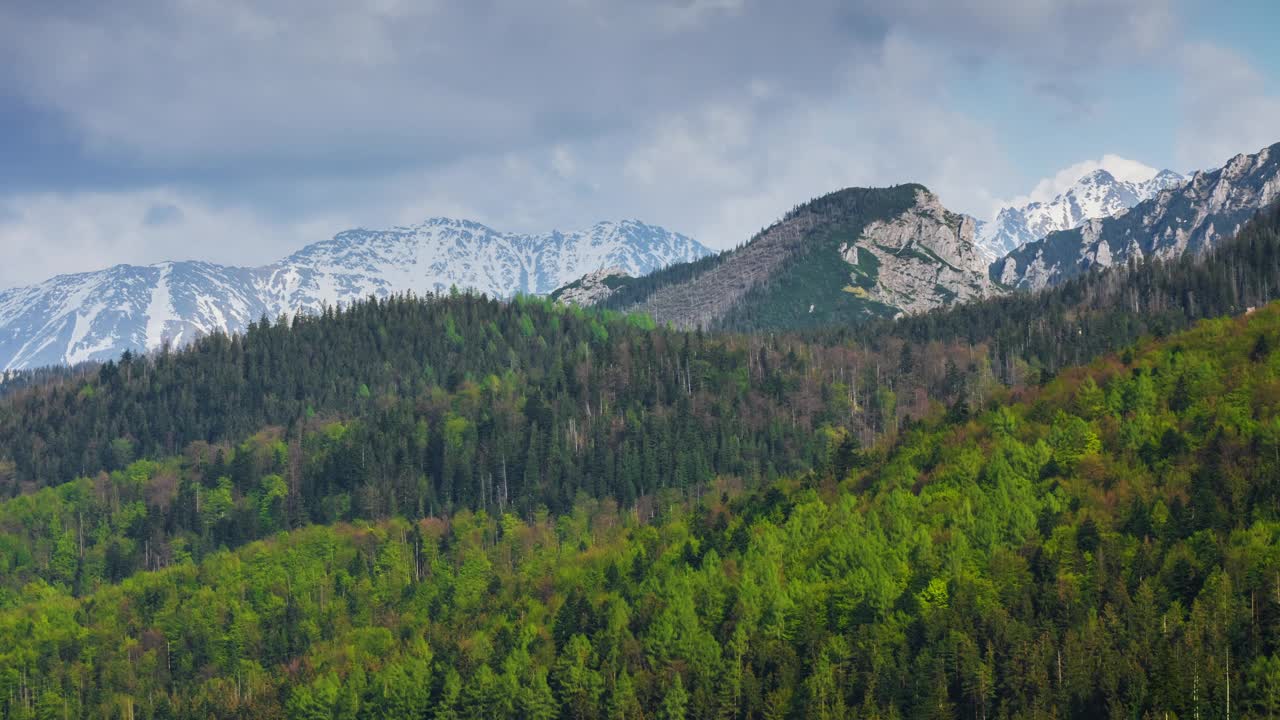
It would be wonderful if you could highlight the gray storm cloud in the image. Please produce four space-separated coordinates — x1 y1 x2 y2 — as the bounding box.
0 0 1172 175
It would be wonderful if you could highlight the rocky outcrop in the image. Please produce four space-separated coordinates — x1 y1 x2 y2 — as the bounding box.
976 168 1183 260
995 142 1280 291
608 184 1000 330
551 267 630 307
844 189 997 316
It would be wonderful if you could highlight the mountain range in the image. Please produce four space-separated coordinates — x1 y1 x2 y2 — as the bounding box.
0 219 711 370
8 143 1280 370
578 143 1280 331
974 167 1185 260
995 142 1280 289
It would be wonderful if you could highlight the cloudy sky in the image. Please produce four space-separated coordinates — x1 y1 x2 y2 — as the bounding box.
1 0 1278 288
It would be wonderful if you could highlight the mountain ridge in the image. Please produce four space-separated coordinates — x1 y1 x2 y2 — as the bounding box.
994 142 1280 290
595 184 998 330
0 218 712 369
974 165 1184 260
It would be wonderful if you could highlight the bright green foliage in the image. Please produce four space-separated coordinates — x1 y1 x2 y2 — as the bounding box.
1047 410 1100 468
0 292 960 531
661 673 688 720
521 668 559 720
1251 655 1280 720
257 473 288 531
5 282 1280 717
0 302 1274 712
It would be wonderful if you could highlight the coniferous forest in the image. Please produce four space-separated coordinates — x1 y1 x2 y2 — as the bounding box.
3 283 1280 718
9 3 1280 718
1 208 1280 718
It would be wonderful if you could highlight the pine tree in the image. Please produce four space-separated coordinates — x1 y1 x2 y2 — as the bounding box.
663 674 689 720
520 669 559 720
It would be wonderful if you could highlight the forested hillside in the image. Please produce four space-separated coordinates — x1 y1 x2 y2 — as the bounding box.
3 202 1278 611
5 297 1280 718
1 190 1280 720
0 292 1017 599
0 365 93 400
0 294 840 501
7 200 1276 507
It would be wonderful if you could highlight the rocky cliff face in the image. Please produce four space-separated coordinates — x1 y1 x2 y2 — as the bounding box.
550 267 631 307
843 189 996 315
994 143 1280 291
595 184 998 331
976 168 1184 260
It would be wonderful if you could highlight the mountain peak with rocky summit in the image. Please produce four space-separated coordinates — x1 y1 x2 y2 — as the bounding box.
975 164 1185 260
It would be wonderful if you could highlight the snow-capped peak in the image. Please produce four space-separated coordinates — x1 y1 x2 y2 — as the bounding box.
976 162 1185 260
0 218 713 370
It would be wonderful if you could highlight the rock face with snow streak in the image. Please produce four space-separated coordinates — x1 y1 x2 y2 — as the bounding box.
0 219 711 369
975 168 1185 260
993 142 1280 291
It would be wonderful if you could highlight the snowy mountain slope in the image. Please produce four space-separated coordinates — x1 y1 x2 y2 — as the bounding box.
0 262 270 371
261 219 706 315
0 219 711 370
975 167 1184 260
994 142 1280 291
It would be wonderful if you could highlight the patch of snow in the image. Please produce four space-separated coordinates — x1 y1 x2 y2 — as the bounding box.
144 263 176 350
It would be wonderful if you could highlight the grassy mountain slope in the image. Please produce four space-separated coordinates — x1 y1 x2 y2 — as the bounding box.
4 299 1280 718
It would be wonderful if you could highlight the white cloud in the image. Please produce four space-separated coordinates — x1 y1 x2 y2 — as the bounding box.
0 0 1178 174
0 190 344 287
368 32 1014 251
1176 42 1280 171
870 0 1176 66
0 0 860 172
615 33 1015 246
658 0 745 31
0 0 1197 283
1001 154 1160 211
551 146 578 180
0 29 1020 291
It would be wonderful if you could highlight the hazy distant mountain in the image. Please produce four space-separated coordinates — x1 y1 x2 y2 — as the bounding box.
0 219 711 369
